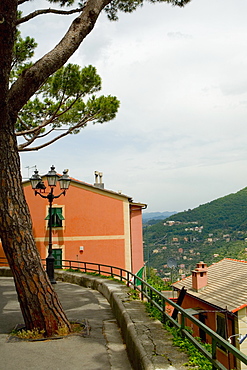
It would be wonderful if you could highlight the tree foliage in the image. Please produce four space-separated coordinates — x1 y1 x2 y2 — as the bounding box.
12 27 119 151
104 0 191 21
16 63 120 151
12 30 37 73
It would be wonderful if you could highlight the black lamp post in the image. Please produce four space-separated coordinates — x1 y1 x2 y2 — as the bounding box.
30 165 71 284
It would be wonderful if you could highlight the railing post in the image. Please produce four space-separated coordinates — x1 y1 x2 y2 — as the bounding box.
98 264 100 275
162 296 166 324
180 312 185 337
120 269 123 282
134 276 137 290
212 338 217 370
127 272 130 286
69 260 71 270
141 281 144 301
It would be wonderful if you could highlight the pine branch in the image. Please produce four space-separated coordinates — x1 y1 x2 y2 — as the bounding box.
9 0 112 118
15 118 52 136
18 114 98 151
19 130 41 150
17 7 84 25
35 127 55 139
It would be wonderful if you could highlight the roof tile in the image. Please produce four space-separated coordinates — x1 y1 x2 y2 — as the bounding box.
173 259 247 312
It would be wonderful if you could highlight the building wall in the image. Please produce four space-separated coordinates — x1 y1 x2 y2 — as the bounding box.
237 307 247 370
1 180 144 273
130 206 144 273
179 293 236 370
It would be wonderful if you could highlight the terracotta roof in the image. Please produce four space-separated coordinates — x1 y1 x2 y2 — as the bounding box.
173 258 247 312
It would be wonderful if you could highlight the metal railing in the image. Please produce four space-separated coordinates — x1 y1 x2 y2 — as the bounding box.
57 259 247 370
2 257 247 370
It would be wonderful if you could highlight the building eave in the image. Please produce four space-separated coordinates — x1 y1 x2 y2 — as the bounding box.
22 176 146 206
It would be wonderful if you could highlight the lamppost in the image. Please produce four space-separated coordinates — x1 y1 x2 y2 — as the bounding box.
30 165 71 284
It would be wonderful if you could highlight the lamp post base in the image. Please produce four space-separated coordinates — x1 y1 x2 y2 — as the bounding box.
46 255 56 284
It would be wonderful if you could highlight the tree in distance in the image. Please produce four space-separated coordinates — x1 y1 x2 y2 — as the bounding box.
0 0 191 337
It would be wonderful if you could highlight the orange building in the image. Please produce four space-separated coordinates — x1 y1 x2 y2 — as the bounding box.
0 171 146 274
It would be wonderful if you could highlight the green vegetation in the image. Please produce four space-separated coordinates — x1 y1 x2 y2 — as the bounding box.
166 325 212 370
16 63 120 152
146 267 172 290
144 188 247 278
145 302 212 370
12 327 46 340
11 321 85 340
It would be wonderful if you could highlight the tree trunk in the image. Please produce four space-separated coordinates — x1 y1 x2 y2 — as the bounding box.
0 0 71 337
0 131 71 336
0 116 71 336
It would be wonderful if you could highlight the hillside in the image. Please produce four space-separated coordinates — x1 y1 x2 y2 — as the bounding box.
143 187 247 280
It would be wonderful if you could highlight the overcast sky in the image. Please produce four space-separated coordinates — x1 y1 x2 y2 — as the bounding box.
19 0 247 212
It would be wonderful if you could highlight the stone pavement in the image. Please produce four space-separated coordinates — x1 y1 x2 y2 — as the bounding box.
0 277 133 370
0 271 189 370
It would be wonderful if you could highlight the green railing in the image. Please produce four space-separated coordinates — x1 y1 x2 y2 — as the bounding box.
57 259 247 370
2 257 247 370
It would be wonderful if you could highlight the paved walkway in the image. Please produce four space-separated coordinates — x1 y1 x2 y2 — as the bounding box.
0 277 133 370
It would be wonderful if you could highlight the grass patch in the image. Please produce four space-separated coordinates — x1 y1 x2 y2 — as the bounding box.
10 320 89 341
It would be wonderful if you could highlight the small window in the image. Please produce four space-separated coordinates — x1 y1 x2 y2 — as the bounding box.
45 208 64 228
199 313 206 342
216 314 227 351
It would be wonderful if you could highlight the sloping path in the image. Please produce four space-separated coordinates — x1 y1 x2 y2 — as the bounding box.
0 277 133 370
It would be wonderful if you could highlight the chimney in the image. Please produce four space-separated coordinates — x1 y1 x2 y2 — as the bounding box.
192 261 208 292
94 171 104 189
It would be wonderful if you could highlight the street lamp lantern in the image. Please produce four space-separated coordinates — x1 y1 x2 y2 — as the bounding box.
58 169 71 190
29 166 71 284
46 165 59 187
30 169 42 190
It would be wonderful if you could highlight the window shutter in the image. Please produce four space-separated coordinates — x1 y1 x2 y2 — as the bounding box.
56 208 65 220
45 208 65 221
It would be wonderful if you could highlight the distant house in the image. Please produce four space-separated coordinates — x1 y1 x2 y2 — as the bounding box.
173 259 247 370
0 172 146 274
